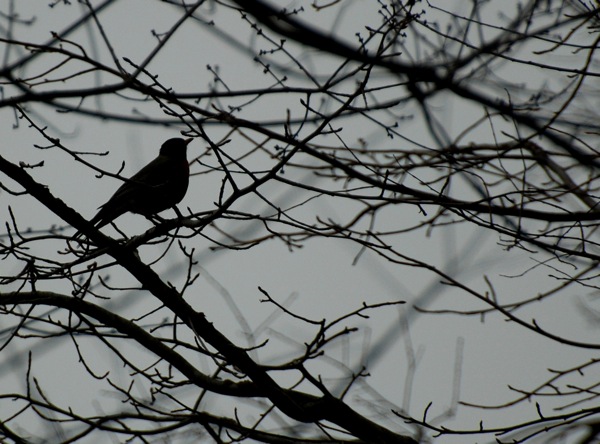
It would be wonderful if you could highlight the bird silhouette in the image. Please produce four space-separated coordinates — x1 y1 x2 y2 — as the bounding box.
84 137 192 233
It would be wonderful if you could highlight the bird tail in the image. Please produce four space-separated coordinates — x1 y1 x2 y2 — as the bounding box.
72 207 110 240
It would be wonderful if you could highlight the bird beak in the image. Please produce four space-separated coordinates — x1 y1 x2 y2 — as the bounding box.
184 138 193 145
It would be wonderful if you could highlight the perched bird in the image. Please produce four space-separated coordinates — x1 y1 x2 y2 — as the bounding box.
85 137 193 232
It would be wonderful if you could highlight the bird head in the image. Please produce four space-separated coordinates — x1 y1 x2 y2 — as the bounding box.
159 137 193 158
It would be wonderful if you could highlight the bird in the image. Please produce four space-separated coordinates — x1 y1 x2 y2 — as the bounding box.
82 137 193 234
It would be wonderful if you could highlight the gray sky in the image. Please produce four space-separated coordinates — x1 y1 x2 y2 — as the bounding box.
1 1 597 443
